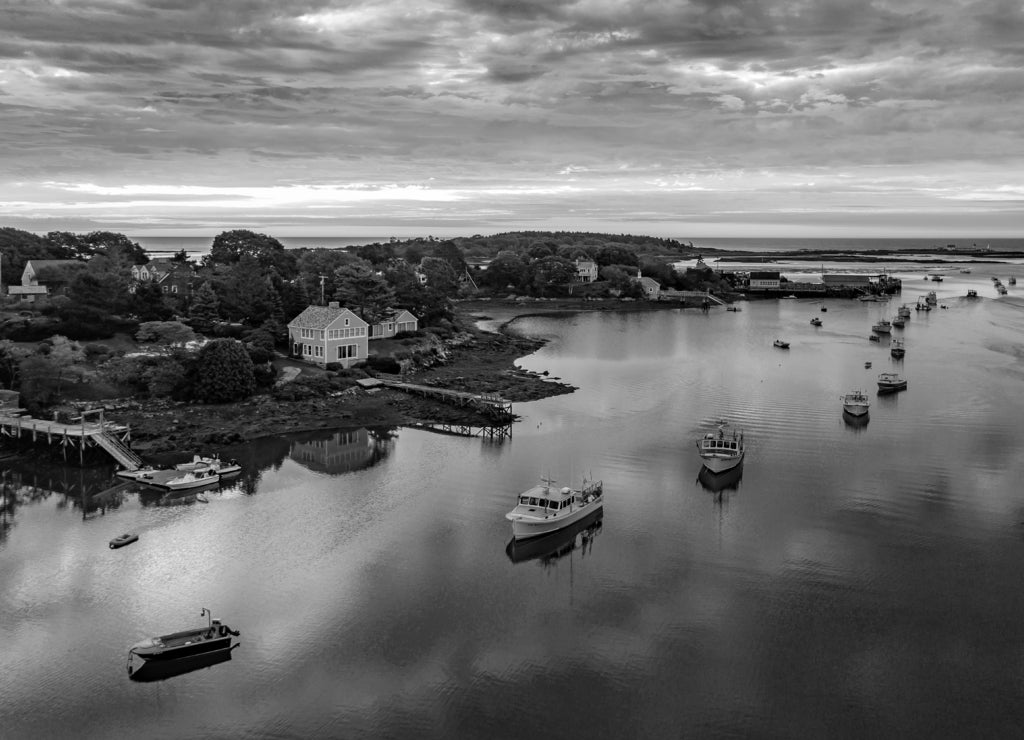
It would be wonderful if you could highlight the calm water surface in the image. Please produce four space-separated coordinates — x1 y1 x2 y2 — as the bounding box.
4 268 1024 738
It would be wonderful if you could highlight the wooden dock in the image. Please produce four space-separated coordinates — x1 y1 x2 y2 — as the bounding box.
380 380 513 421
0 409 142 469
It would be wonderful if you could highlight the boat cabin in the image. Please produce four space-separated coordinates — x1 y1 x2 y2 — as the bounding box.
699 434 742 453
517 488 577 512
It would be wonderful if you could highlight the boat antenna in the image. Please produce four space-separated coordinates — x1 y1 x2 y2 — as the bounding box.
201 607 210 629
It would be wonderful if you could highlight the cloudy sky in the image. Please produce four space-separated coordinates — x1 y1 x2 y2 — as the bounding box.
2 0 1022 239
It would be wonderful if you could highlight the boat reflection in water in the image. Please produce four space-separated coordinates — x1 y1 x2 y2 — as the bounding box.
505 509 603 566
127 646 236 683
842 409 870 431
697 461 744 493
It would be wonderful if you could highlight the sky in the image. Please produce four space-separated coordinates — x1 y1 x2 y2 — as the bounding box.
1 0 1023 240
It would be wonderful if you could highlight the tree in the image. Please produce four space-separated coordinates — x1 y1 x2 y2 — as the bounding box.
353 243 395 266
596 245 639 268
332 263 395 324
188 282 221 330
131 281 173 322
0 340 28 388
431 240 468 275
481 251 528 291
208 230 296 279
295 248 360 305
530 256 576 296
209 255 279 325
190 338 255 403
600 265 635 292
418 257 459 295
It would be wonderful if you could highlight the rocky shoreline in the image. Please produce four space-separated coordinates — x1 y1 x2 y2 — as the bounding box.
109 304 587 457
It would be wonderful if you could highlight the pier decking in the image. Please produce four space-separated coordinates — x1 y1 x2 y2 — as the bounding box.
379 380 514 421
0 410 140 468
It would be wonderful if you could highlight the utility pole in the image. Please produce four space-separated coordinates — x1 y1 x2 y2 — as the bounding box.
319 274 325 305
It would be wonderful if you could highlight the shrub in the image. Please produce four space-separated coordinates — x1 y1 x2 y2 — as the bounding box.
365 355 401 374
271 374 335 401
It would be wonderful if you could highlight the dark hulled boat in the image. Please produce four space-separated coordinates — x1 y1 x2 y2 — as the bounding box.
127 609 239 669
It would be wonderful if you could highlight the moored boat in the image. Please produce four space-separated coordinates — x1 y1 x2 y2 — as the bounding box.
127 609 240 669
891 315 905 328
810 317 822 326
505 476 604 540
842 390 870 417
966 289 978 298
1011 277 1017 285
158 466 221 491
926 291 938 305
877 372 908 393
696 423 745 474
871 319 892 334
773 339 790 349
117 454 241 482
898 304 911 318
109 533 138 549
890 338 905 358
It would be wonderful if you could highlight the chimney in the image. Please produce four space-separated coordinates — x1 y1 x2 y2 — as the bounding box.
328 301 339 309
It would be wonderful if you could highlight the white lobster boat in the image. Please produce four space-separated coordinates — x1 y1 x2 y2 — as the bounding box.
506 476 604 540
696 423 745 474
871 319 892 334
842 390 870 417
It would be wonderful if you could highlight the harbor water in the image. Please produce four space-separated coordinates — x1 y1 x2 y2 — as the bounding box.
4 267 1024 737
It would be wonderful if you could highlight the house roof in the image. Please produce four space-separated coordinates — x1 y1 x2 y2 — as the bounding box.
27 259 82 271
639 277 661 288
288 305 367 330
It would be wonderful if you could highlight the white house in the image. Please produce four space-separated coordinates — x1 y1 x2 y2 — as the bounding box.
7 259 83 302
574 259 598 283
287 303 368 368
369 309 419 340
638 276 662 300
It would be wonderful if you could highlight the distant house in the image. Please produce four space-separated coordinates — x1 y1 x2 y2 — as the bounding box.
748 271 782 290
638 276 662 300
131 259 197 297
287 303 368 368
369 309 419 340
574 259 598 283
7 259 83 302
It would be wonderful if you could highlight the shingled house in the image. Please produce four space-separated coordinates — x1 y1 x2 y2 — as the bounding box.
287 302 369 368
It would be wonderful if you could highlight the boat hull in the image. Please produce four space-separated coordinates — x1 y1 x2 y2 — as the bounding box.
109 534 138 549
699 451 745 474
508 500 603 540
506 509 603 564
129 647 234 681
129 622 239 662
843 404 869 416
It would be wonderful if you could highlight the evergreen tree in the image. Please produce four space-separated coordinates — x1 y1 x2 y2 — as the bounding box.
189 282 221 330
332 263 395 324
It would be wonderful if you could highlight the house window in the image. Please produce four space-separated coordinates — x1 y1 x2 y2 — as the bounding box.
162 285 169 292
344 318 349 326
338 344 358 359
171 285 178 294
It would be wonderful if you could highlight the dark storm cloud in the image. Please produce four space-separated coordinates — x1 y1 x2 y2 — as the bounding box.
0 0 1021 236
